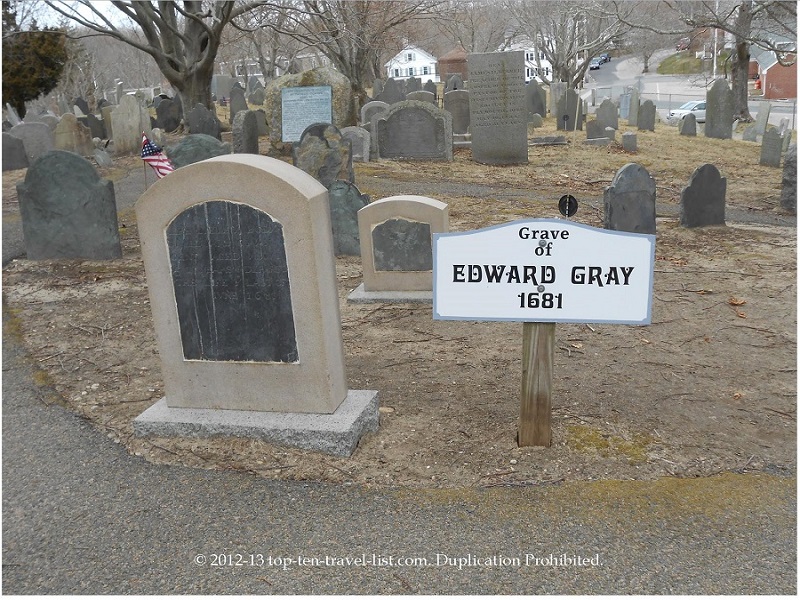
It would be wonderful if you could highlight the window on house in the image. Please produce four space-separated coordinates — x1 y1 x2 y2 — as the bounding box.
407 52 414 61
407 67 415 76
422 66 429 75
394 68 400 77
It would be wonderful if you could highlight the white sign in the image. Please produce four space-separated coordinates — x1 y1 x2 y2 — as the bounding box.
281 86 333 142
433 219 655 324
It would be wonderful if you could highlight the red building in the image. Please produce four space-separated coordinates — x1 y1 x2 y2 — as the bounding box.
750 46 797 100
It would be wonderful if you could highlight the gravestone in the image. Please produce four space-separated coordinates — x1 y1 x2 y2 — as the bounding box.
279 85 333 143
603 162 656 234
133 154 378 456
556 88 583 131
604 127 616 142
406 77 422 93
232 109 260 154
229 86 248 124
679 113 697 136
94 148 114 167
73 97 89 116
375 78 405 104
619 92 631 119
443 90 470 135
155 97 183 132
621 131 637 152
636 100 656 131
445 74 463 92
54 113 95 156
781 129 792 153
248 87 266 106
526 82 547 121
293 123 354 187
187 103 222 139
627 88 640 126
549 81 567 115
5 103 22 125
16 150 122 259
8 122 54 163
780 144 796 214
84 113 106 139
100 105 115 140
679 163 727 227
468 51 528 164
586 119 605 140
375 100 453 161
328 180 370 256
360 100 389 128
759 127 784 167
424 80 438 97
705 79 734 139
406 90 436 104
753 103 771 136
352 195 449 299
2 133 29 170
595 98 618 130
165 134 230 169
340 126 370 162
111 94 152 154
372 78 384 97
529 114 544 128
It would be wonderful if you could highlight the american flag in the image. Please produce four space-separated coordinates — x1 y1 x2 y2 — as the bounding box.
141 133 174 178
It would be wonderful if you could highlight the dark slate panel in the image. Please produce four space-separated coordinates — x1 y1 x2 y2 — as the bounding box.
372 218 433 271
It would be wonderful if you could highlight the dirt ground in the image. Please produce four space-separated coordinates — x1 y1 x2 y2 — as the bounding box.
2 121 796 489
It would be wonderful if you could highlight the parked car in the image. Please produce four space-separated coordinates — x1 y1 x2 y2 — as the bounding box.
599 53 611 63
676 37 690 51
668 100 706 124
589 57 602 70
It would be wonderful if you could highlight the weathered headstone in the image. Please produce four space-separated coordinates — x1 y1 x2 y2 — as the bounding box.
780 144 796 214
443 89 470 135
340 126 370 162
110 94 152 155
228 86 247 124
54 113 95 156
636 100 656 131
549 81 567 116
187 103 222 139
603 162 656 234
133 154 378 456
360 100 389 128
526 82 547 121
621 131 637 152
73 97 90 116
595 98 619 130
604 127 616 142
759 127 784 167
2 132 29 170
753 103 771 136
279 85 333 143
165 134 231 169
372 78 384 97
155 97 183 132
619 92 631 120
529 114 544 128
232 109 260 154
679 113 697 136
556 88 583 131
375 100 453 161
468 51 528 164
627 88 640 126
248 87 266 106
679 163 727 227
292 123 354 187
84 113 106 139
445 74 463 93
354 195 449 296
705 78 734 139
375 78 405 104
406 90 436 104
328 180 370 256
586 119 605 140
16 150 122 259
5 103 22 126
424 80 438 97
100 105 115 140
8 122 54 163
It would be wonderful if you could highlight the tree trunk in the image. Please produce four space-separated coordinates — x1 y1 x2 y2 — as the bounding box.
167 63 214 116
730 1 754 121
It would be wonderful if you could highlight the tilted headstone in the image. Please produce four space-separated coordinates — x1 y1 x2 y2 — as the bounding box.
526 82 547 121
556 88 583 131
133 154 378 455
679 163 727 227
603 162 656 234
2 132 29 170
360 100 389 128
549 81 567 116
248 87 266 106
155 97 183 132
595 98 619 130
529 113 544 128
621 131 637 152
374 78 405 104
705 78 733 139
636 100 656 131
73 97 90 116
8 122 54 163
340 126 370 162
375 100 453 161
759 127 784 167
586 119 605 140
232 109 260 154
406 90 436 104
468 51 528 164
228 86 248 124
780 144 796 214
94 148 114 167
445 74 463 93
110 94 152 155
356 195 449 292
16 150 122 259
328 179 370 256
5 103 22 126
753 103 771 136
165 133 231 169
54 113 95 156
627 88 640 126
443 89 470 135
292 122 354 187
679 113 697 136
187 103 222 139
782 129 792 153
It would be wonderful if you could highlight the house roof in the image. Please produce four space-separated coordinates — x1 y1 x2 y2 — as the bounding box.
384 45 437 68
438 46 467 62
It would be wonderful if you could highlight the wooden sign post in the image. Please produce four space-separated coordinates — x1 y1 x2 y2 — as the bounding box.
433 218 655 447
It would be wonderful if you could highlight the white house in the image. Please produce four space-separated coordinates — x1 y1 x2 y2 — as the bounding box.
503 40 554 83
385 45 440 82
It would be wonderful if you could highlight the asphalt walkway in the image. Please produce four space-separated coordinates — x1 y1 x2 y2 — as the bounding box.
2 169 796 594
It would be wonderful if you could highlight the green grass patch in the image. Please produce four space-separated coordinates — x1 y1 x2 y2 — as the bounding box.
658 51 730 75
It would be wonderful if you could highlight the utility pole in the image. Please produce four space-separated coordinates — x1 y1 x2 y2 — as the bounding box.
712 0 720 78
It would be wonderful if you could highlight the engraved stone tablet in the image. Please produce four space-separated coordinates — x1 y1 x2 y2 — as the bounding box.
281 86 333 142
372 219 433 271
167 201 298 363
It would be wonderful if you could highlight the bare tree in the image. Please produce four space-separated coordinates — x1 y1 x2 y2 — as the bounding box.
42 0 270 116
432 0 516 54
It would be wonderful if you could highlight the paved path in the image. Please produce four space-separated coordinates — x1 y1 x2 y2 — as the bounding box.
2 168 796 595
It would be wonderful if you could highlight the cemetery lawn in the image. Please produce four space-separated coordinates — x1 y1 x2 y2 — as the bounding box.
2 120 795 489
